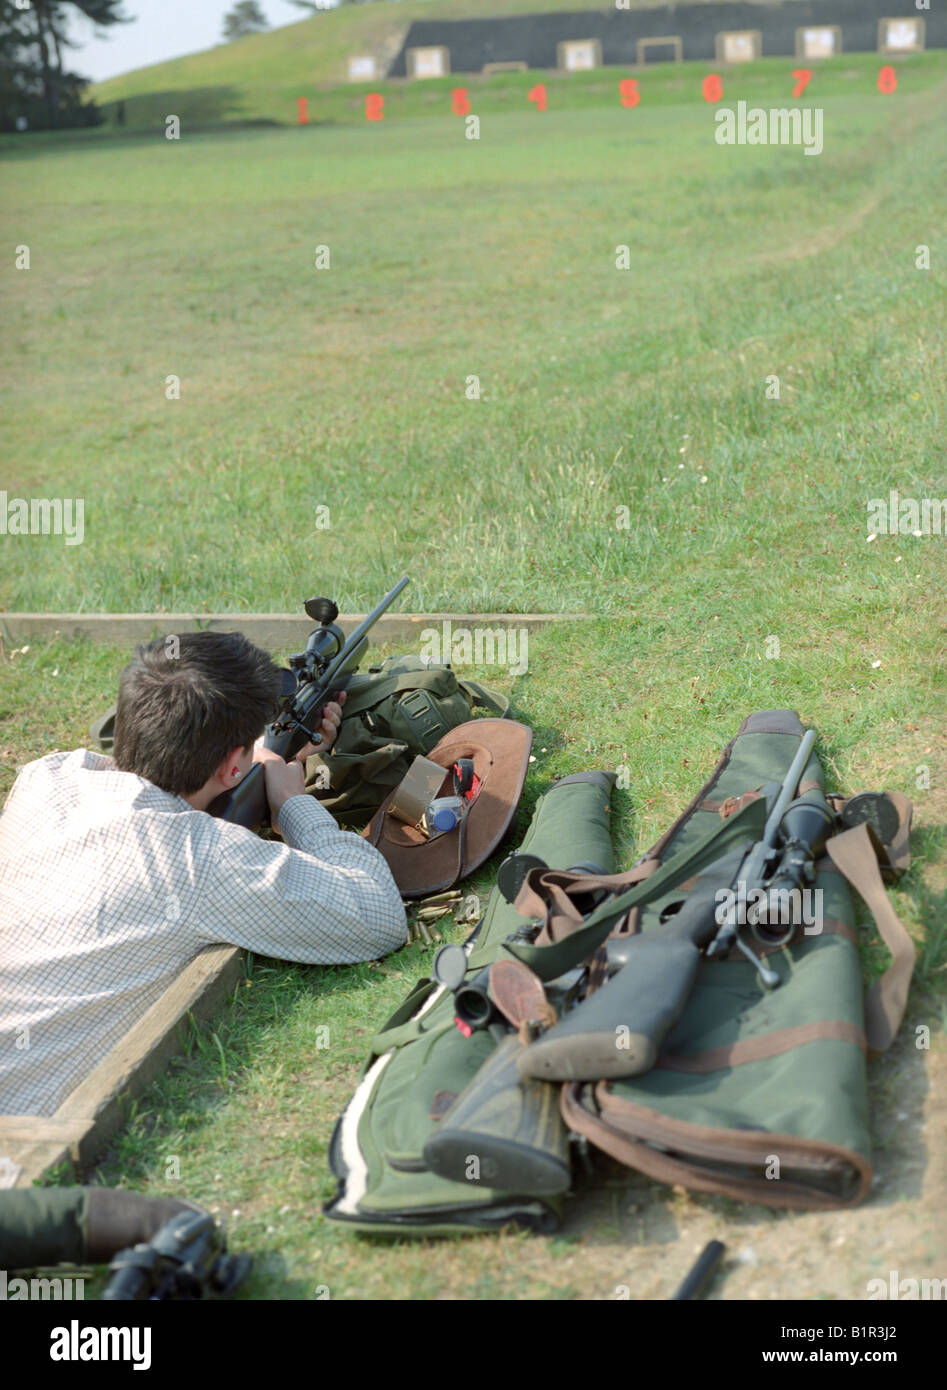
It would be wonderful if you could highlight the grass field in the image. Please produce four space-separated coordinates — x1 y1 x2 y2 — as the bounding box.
2 55 945 618
1 35 946 1300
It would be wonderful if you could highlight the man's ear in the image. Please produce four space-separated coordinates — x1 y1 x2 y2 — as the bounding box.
217 747 248 787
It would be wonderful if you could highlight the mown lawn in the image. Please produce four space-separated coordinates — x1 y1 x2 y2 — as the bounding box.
1 55 944 618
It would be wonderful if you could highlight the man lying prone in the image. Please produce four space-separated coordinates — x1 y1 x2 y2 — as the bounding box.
0 632 406 1118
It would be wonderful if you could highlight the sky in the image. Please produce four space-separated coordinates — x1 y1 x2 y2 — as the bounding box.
65 1 340 84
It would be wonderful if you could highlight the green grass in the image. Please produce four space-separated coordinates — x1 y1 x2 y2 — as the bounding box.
1 44 945 1299
1 56 945 617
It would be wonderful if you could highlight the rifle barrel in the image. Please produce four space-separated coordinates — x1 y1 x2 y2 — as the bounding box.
762 729 817 845
333 577 410 661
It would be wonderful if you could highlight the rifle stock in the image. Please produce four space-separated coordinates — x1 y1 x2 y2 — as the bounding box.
422 1028 572 1195
207 760 270 830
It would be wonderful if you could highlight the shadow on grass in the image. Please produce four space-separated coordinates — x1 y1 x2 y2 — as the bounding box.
0 86 324 157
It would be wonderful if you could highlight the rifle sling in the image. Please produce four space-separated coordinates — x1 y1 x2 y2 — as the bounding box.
503 797 767 981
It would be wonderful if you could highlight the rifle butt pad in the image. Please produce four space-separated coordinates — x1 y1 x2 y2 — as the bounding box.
422 1034 571 1195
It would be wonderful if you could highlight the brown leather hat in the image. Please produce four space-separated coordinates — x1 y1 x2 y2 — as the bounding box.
361 718 533 898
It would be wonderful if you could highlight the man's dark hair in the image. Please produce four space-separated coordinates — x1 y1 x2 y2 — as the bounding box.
112 632 284 797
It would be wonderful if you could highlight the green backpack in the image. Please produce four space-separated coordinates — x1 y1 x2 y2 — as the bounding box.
302 656 509 824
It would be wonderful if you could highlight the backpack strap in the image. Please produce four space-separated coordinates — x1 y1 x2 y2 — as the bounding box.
826 822 916 1055
457 680 510 717
341 667 453 718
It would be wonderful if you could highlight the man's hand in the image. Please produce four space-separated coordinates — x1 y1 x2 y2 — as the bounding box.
314 691 346 754
254 692 346 832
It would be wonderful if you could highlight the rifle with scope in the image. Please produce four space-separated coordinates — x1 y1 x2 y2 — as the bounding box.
103 1209 250 1301
208 576 410 830
516 729 838 1082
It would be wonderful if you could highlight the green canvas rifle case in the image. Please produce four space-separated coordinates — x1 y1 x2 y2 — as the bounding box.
518 710 913 1211
325 711 914 1233
323 770 617 1235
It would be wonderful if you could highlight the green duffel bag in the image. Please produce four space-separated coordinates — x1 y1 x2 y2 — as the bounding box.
323 770 617 1236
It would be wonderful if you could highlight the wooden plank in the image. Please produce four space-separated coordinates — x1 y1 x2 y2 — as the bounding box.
0 611 582 651
3 945 242 1188
0 1117 91 1143
1 612 580 650
0 1143 67 1190
59 944 243 1174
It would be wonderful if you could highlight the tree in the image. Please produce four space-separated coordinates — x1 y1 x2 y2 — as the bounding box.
223 1 269 40
0 0 41 132
1 0 128 130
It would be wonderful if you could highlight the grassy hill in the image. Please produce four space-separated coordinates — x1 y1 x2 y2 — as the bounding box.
90 0 620 100
88 0 757 127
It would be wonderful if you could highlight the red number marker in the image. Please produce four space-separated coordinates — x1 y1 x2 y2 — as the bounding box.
451 88 471 117
366 93 384 122
702 74 723 104
619 78 640 109
528 83 547 112
297 96 308 125
877 65 897 94
791 69 811 99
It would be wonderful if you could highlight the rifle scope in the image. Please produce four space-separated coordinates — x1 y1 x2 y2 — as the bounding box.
750 792 835 947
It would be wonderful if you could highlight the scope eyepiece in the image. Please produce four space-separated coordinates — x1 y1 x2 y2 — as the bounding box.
453 984 494 1030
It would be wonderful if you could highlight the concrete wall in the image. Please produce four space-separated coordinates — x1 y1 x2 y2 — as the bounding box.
388 3 943 76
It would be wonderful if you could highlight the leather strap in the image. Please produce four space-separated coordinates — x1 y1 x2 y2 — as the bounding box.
826 824 916 1054
656 1020 868 1073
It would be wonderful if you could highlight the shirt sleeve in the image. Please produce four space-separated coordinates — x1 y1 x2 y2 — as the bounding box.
192 795 407 964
